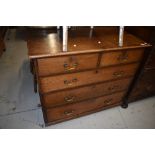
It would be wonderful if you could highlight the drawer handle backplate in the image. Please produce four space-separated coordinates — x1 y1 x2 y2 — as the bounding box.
113 71 124 77
64 96 75 102
64 78 78 86
64 110 74 116
104 98 113 105
64 63 78 71
117 53 128 62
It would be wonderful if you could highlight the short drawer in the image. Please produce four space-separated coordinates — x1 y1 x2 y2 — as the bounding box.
42 77 132 108
40 63 139 93
45 91 125 123
37 53 98 76
101 49 144 67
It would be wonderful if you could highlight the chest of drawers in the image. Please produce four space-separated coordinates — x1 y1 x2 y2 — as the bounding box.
27 27 150 126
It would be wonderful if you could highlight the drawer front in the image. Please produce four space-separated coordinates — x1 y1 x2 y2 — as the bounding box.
37 53 98 76
42 78 132 108
40 63 139 93
101 49 144 67
46 91 125 122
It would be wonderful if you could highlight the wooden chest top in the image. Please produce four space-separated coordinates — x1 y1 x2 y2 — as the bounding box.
27 27 151 59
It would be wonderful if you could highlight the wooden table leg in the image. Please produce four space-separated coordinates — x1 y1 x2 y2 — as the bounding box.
33 73 37 93
30 59 37 93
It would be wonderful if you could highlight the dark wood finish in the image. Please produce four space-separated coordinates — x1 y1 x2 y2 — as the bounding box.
127 69 155 102
33 59 38 93
125 27 155 104
42 77 132 108
144 47 155 69
0 27 7 57
0 39 5 57
27 27 150 125
45 91 125 123
40 63 139 93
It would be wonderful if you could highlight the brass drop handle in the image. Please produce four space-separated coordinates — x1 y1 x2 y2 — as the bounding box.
64 110 74 116
117 53 128 62
64 96 75 102
113 71 124 77
64 62 78 71
64 78 78 86
104 98 113 105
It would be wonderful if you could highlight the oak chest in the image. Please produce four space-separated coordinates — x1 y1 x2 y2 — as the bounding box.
27 27 150 126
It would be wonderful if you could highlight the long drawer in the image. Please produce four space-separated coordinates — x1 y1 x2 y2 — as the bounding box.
37 53 98 76
45 91 125 123
40 63 139 93
101 48 144 67
42 77 132 108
